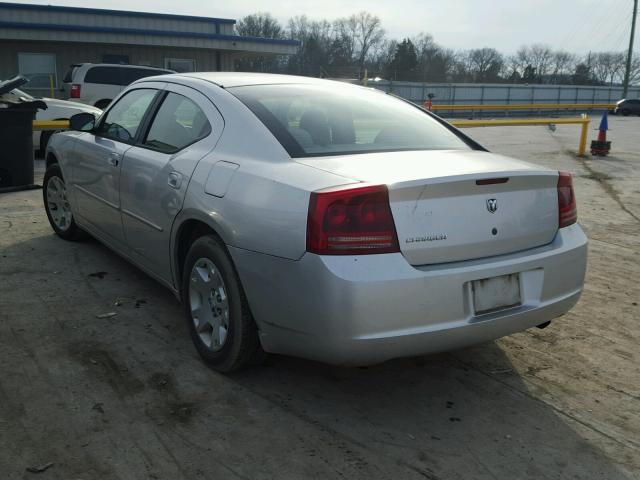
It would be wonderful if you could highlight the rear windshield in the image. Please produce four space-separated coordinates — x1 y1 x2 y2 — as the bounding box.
230 83 470 158
63 65 80 83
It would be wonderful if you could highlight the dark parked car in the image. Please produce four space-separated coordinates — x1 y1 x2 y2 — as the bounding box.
614 99 640 116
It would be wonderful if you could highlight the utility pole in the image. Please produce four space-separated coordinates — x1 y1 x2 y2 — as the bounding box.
622 0 638 98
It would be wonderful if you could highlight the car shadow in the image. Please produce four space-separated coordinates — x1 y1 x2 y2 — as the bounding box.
230 349 632 479
0 227 633 480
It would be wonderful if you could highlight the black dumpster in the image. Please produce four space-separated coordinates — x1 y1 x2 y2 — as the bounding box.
0 76 47 190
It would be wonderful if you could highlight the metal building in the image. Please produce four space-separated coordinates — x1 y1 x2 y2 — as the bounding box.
0 2 300 96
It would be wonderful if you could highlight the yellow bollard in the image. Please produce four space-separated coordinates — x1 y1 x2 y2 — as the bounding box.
578 114 590 157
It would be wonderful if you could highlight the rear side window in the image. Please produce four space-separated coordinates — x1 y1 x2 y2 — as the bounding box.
231 84 470 158
143 92 211 153
84 66 122 85
96 88 157 143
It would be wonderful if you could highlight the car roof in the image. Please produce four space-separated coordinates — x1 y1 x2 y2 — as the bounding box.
175 72 341 88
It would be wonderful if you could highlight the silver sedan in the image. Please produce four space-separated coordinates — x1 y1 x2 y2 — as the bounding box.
44 73 588 371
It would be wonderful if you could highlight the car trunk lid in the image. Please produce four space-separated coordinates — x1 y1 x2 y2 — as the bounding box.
297 150 559 265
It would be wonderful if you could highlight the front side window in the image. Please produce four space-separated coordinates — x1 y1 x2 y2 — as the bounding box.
18 53 57 88
96 89 157 143
230 84 471 158
143 92 211 153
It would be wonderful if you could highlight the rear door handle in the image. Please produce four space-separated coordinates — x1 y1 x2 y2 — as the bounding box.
107 153 120 167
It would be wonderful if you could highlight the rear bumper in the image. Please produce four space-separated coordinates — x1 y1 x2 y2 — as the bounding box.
230 224 588 365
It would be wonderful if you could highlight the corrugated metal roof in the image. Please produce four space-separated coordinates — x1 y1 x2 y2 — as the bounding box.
0 21 301 46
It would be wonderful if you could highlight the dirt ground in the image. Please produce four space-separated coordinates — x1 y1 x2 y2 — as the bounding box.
1 116 639 479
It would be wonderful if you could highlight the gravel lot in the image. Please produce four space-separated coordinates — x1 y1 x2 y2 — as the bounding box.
1 116 638 479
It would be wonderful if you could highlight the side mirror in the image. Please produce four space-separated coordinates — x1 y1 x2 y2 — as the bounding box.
69 112 96 132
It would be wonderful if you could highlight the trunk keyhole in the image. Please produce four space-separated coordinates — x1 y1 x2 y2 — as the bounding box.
491 228 498 235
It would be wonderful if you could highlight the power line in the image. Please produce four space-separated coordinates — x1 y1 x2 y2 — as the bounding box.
594 5 634 50
559 0 605 49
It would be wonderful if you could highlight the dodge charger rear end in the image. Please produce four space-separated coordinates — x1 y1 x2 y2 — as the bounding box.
44 73 587 371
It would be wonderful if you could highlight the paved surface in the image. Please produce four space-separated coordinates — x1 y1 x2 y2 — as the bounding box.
1 117 639 479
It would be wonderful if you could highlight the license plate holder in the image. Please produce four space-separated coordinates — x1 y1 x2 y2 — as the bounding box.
472 273 521 315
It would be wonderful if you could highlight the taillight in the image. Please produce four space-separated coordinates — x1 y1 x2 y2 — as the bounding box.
557 171 577 228
307 184 400 255
70 84 81 98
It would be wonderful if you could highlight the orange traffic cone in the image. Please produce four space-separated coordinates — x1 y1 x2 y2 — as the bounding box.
590 111 611 156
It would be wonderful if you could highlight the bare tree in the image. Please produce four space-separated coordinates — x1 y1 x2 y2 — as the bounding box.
591 52 626 85
511 44 554 82
550 51 576 83
334 12 385 78
503 53 526 81
287 15 333 75
368 38 397 77
235 13 285 72
451 50 474 82
529 44 554 79
236 12 284 38
234 10 640 86
354 12 385 79
467 48 504 82
412 33 455 81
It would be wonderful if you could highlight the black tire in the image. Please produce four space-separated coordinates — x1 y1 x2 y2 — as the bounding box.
621 109 630 116
42 163 87 241
181 235 262 372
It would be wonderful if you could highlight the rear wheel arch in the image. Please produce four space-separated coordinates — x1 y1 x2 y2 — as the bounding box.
46 152 59 169
174 218 228 292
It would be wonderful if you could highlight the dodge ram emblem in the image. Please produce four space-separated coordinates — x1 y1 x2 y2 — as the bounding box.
486 198 498 213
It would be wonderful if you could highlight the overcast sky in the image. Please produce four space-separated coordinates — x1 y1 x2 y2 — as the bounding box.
6 0 639 54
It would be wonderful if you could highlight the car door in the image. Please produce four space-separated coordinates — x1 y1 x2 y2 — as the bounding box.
119 84 224 282
70 87 161 247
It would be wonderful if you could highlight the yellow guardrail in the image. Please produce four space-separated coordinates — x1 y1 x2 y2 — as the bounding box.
450 115 591 156
34 116 592 156
432 103 614 111
32 120 70 131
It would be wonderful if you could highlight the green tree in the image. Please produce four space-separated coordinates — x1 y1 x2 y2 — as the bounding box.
387 39 418 80
572 63 593 85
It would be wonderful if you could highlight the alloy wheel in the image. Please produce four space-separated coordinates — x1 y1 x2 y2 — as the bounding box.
188 258 230 352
